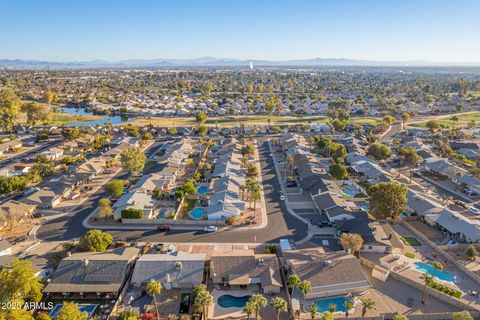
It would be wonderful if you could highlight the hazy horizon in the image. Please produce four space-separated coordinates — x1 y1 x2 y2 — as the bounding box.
1 0 480 63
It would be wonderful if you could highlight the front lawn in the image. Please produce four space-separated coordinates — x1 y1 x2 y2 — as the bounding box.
401 236 422 246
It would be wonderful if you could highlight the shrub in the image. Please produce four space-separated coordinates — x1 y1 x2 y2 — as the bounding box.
405 252 416 259
121 208 144 219
105 180 124 197
226 216 236 225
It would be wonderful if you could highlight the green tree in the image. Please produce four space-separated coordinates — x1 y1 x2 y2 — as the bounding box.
392 315 409 320
425 120 441 132
339 233 364 257
270 296 287 320
195 110 208 125
61 127 81 140
182 180 197 195
197 125 208 137
36 314 53 320
121 147 147 176
0 88 21 132
32 154 57 177
465 245 478 261
43 91 54 104
367 181 408 221
398 147 421 167
194 290 213 320
383 115 395 125
146 278 162 320
320 311 334 320
0 298 35 320
344 300 353 318
78 229 113 252
121 208 144 219
98 198 113 219
0 260 43 303
21 102 51 125
244 300 256 320
117 309 141 320
57 302 88 320
287 274 301 297
248 294 268 320
452 311 474 320
401 112 411 129
367 142 392 160
329 163 348 180
141 132 153 141
360 298 376 317
307 304 318 319
105 180 124 197
328 303 337 313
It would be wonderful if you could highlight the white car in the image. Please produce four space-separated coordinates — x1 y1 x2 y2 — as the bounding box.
203 226 218 232
280 195 285 201
467 206 480 215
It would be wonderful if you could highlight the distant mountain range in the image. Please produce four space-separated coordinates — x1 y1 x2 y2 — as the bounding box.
1 57 479 69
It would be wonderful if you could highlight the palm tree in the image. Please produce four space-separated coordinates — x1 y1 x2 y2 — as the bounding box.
307 304 319 319
287 274 301 294
244 301 256 320
146 278 162 320
249 294 268 319
401 112 410 130
270 297 288 320
286 154 294 179
328 303 337 313
360 298 376 317
422 261 443 304
339 233 364 257
344 300 353 318
194 290 213 320
298 280 312 308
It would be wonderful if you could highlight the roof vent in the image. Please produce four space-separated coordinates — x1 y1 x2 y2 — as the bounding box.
175 262 183 269
324 260 332 268
258 258 264 265
82 259 89 268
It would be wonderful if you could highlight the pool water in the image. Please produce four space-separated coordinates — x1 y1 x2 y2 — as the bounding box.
49 304 98 317
198 186 208 195
190 207 205 219
217 295 251 308
343 187 358 197
156 210 166 219
400 211 410 217
357 203 370 212
414 262 457 282
314 296 350 313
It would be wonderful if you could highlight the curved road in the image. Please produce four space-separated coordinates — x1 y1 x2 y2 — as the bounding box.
36 138 308 244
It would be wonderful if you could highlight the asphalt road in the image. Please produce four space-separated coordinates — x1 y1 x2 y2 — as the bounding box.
36 137 308 244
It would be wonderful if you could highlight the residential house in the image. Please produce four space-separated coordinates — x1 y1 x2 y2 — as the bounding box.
0 200 36 230
428 210 480 243
210 250 282 294
113 189 156 220
283 248 372 299
43 247 140 299
130 251 205 289
0 238 12 256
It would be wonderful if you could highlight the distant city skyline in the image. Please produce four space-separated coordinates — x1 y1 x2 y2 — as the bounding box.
1 0 479 63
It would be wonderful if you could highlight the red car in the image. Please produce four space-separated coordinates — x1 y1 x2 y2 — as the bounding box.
157 224 172 232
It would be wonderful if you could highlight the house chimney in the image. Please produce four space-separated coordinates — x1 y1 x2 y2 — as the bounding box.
67 251 72 257
82 259 89 267
258 258 264 265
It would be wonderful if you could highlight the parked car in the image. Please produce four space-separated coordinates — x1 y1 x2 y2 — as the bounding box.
467 206 480 215
203 226 218 232
454 200 467 208
157 224 172 232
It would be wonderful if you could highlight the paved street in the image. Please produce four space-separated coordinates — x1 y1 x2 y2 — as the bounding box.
36 138 308 244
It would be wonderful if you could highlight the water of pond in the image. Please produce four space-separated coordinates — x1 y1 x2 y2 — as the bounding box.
59 107 133 127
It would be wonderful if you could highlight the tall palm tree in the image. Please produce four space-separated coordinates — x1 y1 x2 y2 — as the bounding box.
339 233 364 257
249 294 268 319
286 154 294 179
287 274 301 297
146 278 162 320
194 290 213 320
422 261 443 304
298 280 312 308
307 304 319 319
360 298 376 317
270 297 288 320
244 301 256 320
344 300 353 318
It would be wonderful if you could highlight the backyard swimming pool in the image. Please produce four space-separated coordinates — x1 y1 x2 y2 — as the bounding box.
313 296 351 313
357 203 370 212
190 207 205 219
156 209 166 219
217 295 251 308
343 187 359 197
414 262 457 282
197 186 208 195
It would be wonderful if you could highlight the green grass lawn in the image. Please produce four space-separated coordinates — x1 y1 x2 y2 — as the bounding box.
48 113 102 126
126 115 383 128
409 112 480 128
401 236 422 246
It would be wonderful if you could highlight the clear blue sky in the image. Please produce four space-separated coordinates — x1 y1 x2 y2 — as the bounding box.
1 0 479 62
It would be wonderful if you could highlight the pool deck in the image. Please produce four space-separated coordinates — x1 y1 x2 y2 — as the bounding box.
210 289 256 319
